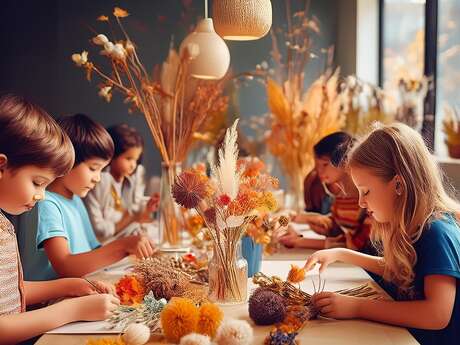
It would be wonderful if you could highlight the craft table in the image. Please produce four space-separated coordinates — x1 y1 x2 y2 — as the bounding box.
35 250 419 345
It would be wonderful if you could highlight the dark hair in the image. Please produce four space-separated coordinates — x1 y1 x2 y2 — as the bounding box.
0 93 75 176
56 114 114 166
106 124 144 159
313 131 354 167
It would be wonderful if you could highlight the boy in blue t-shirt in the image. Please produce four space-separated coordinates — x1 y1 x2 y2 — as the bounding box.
21 114 156 280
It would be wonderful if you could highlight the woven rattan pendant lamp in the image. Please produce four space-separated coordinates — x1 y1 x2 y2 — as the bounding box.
212 0 272 40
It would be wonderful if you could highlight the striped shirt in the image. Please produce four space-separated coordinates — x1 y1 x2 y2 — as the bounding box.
330 195 371 251
0 211 25 315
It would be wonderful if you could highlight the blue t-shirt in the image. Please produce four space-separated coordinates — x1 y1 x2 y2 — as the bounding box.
408 215 460 344
22 191 100 280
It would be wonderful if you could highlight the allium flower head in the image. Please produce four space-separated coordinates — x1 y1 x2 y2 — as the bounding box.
172 170 209 209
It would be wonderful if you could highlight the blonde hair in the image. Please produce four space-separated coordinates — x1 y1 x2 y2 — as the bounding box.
348 122 459 294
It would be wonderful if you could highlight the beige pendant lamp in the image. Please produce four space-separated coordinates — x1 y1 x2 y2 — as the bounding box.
212 0 272 40
179 0 230 80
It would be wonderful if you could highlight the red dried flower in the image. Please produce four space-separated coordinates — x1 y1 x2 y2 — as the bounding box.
172 170 208 209
218 194 231 206
204 207 217 225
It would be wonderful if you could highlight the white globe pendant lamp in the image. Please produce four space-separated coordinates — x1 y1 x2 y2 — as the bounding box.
179 0 230 80
212 0 272 41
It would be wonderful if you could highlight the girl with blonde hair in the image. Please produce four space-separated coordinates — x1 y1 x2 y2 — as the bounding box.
305 123 460 344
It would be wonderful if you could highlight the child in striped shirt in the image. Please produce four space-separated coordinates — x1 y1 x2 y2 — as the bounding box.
280 132 371 252
0 94 119 344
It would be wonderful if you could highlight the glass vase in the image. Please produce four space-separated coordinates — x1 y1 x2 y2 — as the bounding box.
208 238 248 304
158 161 186 250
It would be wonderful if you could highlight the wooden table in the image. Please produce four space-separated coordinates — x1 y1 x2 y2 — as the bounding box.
36 250 419 345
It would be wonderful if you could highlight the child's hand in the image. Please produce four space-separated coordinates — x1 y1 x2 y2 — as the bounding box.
325 234 346 249
67 294 120 321
146 192 160 212
61 278 116 297
306 214 333 235
85 279 117 296
125 235 156 259
304 248 342 273
312 292 361 319
278 233 302 248
134 209 154 224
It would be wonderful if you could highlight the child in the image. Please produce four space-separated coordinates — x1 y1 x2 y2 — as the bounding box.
307 123 460 344
0 94 118 344
280 132 371 251
85 124 159 244
22 114 156 281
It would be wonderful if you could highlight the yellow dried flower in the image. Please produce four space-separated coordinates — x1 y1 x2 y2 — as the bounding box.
287 264 306 283
113 7 129 18
257 192 277 212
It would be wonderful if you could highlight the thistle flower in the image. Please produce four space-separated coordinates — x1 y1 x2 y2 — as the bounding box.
172 170 209 209
287 265 306 284
72 51 88 67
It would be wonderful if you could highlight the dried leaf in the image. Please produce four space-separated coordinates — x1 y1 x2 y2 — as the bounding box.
97 15 109 21
113 7 129 18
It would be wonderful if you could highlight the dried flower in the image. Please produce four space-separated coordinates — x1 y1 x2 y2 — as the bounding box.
113 7 129 18
97 15 109 21
99 86 112 102
72 51 88 67
287 265 306 284
115 275 145 305
93 34 109 46
217 194 231 206
249 288 286 325
215 319 253 345
172 170 209 209
180 333 211 345
160 297 199 343
204 208 216 225
113 43 127 60
196 302 223 337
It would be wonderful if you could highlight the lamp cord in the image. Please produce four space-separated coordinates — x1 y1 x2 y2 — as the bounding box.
204 0 208 18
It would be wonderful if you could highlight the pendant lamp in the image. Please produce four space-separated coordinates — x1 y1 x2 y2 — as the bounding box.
179 0 230 80
212 0 272 41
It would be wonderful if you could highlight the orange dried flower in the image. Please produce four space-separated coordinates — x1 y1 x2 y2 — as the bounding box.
115 275 145 305
160 297 199 343
287 264 306 283
172 170 209 209
197 302 223 337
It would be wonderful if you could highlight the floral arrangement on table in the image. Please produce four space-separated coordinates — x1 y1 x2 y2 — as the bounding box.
235 4 345 211
172 120 279 304
245 213 289 255
442 104 460 158
338 75 394 136
71 6 229 248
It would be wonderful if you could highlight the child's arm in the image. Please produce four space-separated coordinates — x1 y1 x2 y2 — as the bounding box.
24 278 115 305
0 294 119 345
43 235 155 277
304 248 384 276
313 274 456 330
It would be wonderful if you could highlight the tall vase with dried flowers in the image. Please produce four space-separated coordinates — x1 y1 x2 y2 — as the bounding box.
235 1 344 212
72 7 228 248
171 120 279 304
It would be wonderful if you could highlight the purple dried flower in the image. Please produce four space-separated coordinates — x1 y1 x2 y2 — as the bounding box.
248 287 286 325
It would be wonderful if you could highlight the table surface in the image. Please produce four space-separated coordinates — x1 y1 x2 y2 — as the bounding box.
36 243 419 345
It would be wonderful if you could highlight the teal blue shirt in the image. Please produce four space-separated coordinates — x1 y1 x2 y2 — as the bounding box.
22 191 100 280
408 215 460 344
